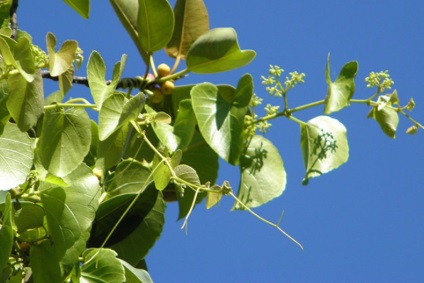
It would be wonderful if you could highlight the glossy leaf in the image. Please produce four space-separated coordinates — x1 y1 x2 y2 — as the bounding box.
137 0 174 52
88 183 159 248
300 116 349 184
81 248 125 283
99 92 145 141
111 191 165 265
41 164 101 264
324 55 358 114
30 240 64 283
109 0 149 64
166 0 209 58
87 51 127 108
186 28 256 74
7 70 43 132
37 107 91 177
191 74 253 165
46 32 78 77
120 259 153 283
63 0 90 19
0 122 34 190
233 135 286 210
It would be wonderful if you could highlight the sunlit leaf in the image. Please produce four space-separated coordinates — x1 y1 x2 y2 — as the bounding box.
300 116 349 184
233 135 286 210
191 74 253 164
174 164 204 219
324 55 358 114
166 0 209 58
206 184 222 209
7 70 43 132
46 32 78 77
97 123 130 170
186 28 255 74
368 105 399 138
0 122 34 191
137 0 174 52
87 51 127 108
37 108 91 177
120 259 153 283
107 159 151 196
63 0 90 19
109 0 149 64
81 248 125 283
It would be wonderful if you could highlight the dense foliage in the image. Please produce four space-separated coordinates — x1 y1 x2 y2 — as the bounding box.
0 0 421 282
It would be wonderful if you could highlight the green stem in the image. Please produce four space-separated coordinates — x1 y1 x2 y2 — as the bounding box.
155 68 190 84
288 99 325 113
44 103 98 111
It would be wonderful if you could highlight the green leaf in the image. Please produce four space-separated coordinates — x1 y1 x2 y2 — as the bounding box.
30 240 64 283
0 1 12 29
87 51 127 108
46 32 78 77
206 184 222 209
233 135 286 210
63 0 90 19
0 122 34 191
37 108 91 177
166 0 209 59
324 55 358 114
97 123 130 170
107 159 151 196
137 0 174 53
152 153 172 191
83 120 99 167
41 163 101 264
81 248 125 283
14 204 45 233
88 183 159 248
0 36 35 82
186 28 256 73
174 164 203 219
0 78 9 135
110 191 165 265
173 99 196 149
99 92 145 141
120 259 153 283
0 193 13 273
191 74 253 164
109 0 149 64
368 106 399 138
7 70 43 132
300 116 349 184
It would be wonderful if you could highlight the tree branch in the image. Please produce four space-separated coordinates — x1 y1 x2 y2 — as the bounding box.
10 0 19 40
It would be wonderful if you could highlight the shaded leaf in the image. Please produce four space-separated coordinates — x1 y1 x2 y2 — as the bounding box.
0 193 13 272
120 259 153 283
81 248 125 283
233 135 286 210
107 159 151 196
7 70 43 132
191 74 253 164
137 0 174 53
300 116 349 184
166 0 209 59
0 122 34 191
186 28 255 73
97 123 130 170
30 240 64 283
324 55 358 114
14 204 45 233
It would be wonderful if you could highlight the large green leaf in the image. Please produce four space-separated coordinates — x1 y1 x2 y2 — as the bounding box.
174 164 204 219
0 122 34 191
120 259 153 283
300 116 349 184
0 36 35 82
186 28 256 74
40 164 101 264
166 0 209 59
107 159 151 196
7 70 43 132
63 0 90 19
87 51 127 108
233 135 286 210
46 32 78 77
137 0 174 53
88 183 160 248
191 74 253 165
99 92 145 141
30 240 64 283
81 248 125 283
97 123 130 170
109 0 149 64
37 107 91 177
367 92 399 138
111 190 165 265
324 55 358 114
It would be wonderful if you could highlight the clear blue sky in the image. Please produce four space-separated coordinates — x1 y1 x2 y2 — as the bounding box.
20 1 424 282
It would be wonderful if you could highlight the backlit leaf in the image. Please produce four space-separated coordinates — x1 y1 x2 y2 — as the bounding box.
81 248 125 283
46 32 78 77
63 0 90 19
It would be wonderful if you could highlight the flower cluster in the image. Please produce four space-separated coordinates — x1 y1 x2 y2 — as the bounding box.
365 70 394 92
284 71 305 90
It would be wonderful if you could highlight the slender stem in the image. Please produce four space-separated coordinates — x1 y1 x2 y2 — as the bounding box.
288 99 325 114
44 103 97 111
399 109 424 130
155 68 190 84
171 55 181 75
181 187 201 233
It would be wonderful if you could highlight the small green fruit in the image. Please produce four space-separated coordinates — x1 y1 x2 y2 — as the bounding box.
157 63 171 77
161 80 175 95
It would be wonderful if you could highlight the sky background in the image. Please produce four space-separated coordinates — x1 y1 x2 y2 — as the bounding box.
20 1 424 282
